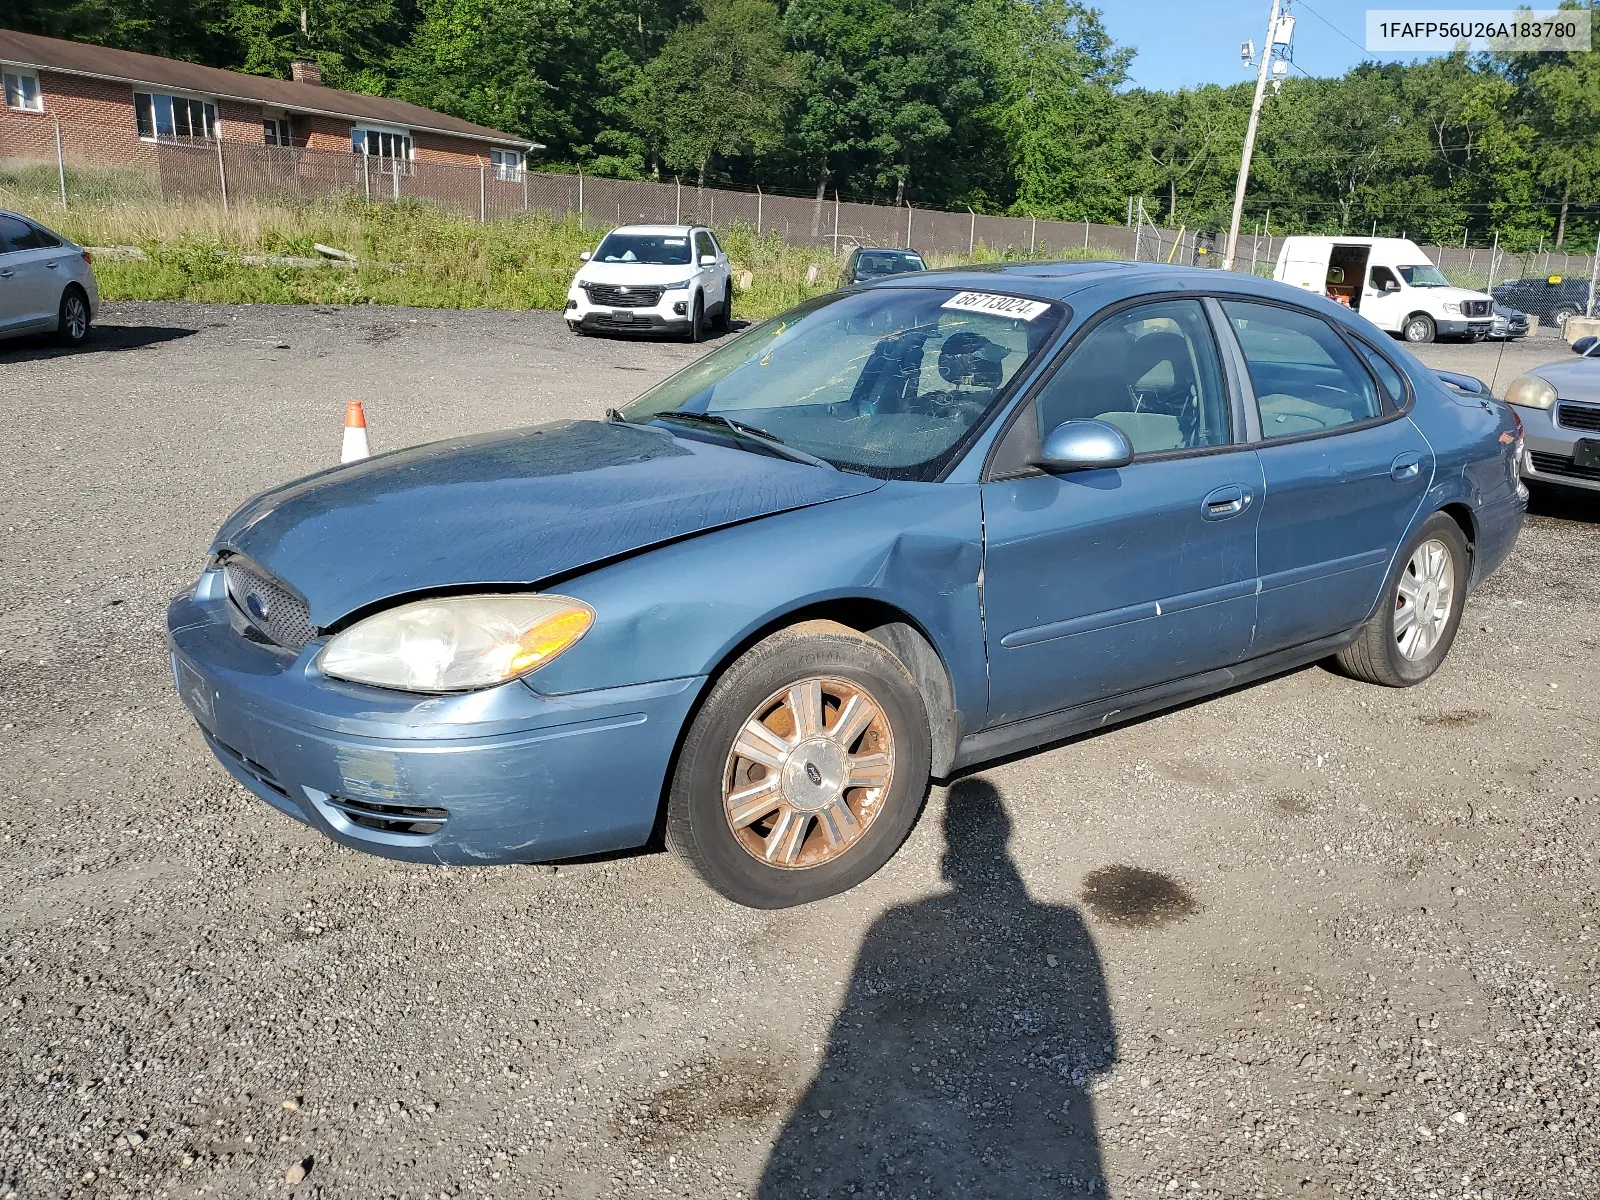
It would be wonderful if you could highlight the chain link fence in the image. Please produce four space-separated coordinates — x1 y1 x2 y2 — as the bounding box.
4 108 1596 288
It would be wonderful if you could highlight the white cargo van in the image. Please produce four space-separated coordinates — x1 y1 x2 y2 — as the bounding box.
1273 236 1493 344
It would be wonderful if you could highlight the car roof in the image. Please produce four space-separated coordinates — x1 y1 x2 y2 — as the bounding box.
605 224 701 236
854 247 923 254
860 260 1325 306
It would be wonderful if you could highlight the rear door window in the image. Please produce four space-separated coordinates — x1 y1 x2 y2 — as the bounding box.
1221 301 1384 437
0 214 33 253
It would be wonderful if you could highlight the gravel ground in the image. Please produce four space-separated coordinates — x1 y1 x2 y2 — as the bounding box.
1 303 1597 1200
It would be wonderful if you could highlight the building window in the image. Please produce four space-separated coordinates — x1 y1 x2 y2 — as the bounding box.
135 91 217 141
353 127 413 173
264 117 292 146
491 147 523 181
3 69 43 112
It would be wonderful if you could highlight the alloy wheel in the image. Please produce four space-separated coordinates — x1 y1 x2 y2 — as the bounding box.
722 676 895 869
1394 538 1454 660
65 295 87 340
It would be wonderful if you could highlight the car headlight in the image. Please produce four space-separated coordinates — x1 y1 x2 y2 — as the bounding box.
661 279 693 291
1443 302 1461 314
1503 374 1557 411
318 594 593 692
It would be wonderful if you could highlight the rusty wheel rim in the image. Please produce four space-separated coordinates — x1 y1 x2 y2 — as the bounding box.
722 676 895 870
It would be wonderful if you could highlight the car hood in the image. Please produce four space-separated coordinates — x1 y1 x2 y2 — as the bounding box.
213 420 883 628
1529 358 1600 399
576 262 697 287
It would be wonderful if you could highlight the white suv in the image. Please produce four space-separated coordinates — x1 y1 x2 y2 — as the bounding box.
566 224 731 341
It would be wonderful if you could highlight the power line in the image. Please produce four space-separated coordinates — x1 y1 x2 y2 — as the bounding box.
1292 0 1370 56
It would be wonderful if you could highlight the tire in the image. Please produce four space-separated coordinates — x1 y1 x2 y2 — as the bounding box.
1553 306 1578 333
567 320 586 336
712 286 731 334
687 293 707 343
56 286 90 347
1335 512 1469 687
1403 313 1436 344
665 620 932 908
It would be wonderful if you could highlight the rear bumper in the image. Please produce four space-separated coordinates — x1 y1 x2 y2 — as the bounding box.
166 572 703 864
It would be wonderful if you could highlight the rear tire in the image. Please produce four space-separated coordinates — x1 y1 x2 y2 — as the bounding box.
57 286 90 347
712 287 731 334
665 621 932 908
1553 306 1579 333
1403 313 1436 344
1335 512 1469 687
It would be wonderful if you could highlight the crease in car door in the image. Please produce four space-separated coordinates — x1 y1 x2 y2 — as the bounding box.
1221 299 1434 655
979 297 1263 728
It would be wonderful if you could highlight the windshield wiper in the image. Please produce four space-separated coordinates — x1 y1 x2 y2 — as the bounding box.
655 410 837 470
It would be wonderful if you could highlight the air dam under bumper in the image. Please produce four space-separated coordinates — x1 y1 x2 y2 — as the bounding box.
166 578 703 865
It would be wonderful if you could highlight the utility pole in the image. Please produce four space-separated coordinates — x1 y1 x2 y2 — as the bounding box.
1223 0 1293 271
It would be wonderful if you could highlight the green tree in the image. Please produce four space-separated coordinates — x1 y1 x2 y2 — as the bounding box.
626 0 796 186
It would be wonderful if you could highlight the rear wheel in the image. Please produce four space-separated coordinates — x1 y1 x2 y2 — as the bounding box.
1403 313 1436 344
712 286 731 333
1553 305 1579 333
665 621 931 908
57 286 90 347
1335 512 1469 687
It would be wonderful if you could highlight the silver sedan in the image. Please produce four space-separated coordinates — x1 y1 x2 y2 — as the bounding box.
0 209 99 347
1506 337 1600 493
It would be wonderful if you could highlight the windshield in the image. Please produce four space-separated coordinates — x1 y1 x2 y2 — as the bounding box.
622 287 1066 480
1397 264 1449 288
855 251 926 277
593 232 692 265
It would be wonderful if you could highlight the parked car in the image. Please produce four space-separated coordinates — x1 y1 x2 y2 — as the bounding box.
844 246 926 284
1504 336 1600 493
1492 275 1594 335
1487 301 1529 341
169 264 1525 908
0 209 97 347
565 224 731 341
1274 236 1493 343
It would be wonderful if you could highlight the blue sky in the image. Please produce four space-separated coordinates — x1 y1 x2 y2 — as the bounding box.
1100 0 1531 90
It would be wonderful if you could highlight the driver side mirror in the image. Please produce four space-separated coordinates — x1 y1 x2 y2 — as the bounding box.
1033 419 1133 472
1383 280 1400 292
579 250 591 262
1574 335 1598 357
699 254 716 267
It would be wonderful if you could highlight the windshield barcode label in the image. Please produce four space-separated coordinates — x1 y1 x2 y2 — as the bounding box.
941 292 1051 321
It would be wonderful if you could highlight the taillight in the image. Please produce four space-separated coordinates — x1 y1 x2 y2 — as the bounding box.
81 249 93 264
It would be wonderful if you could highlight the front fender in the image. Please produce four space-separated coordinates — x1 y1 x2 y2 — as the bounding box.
527 481 988 728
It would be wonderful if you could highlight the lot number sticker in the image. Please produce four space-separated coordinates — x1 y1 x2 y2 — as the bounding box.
941 291 1051 321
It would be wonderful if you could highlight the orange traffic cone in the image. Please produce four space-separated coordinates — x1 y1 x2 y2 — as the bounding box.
341 401 370 463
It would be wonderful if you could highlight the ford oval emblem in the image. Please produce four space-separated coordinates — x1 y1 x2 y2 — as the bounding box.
805 762 823 786
245 592 270 622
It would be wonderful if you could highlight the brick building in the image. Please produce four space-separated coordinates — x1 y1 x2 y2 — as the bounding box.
0 28 537 177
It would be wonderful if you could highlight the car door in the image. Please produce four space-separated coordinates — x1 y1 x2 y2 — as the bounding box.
693 229 722 310
0 213 54 333
1219 298 1432 655
980 298 1263 727
1361 264 1405 332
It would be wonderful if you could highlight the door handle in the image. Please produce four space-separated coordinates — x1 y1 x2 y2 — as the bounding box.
1390 452 1422 481
0 268 12 278
1201 484 1253 520
44 260 59 269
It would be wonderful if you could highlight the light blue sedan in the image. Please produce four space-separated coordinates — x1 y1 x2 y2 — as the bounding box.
168 264 1526 907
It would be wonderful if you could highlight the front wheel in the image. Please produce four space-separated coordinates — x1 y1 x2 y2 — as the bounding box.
665 621 931 908
1553 306 1579 333
57 287 90 347
1403 313 1436 344
687 293 707 343
1335 512 1469 687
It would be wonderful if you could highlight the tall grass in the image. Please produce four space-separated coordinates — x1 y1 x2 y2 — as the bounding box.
0 176 1121 318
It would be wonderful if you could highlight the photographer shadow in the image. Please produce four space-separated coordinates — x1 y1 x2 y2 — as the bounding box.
758 778 1118 1198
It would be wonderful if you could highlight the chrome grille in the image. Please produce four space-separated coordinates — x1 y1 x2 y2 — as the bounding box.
223 559 315 651
1556 402 1600 433
322 795 449 837
585 284 663 309
1464 300 1490 318
1529 450 1600 483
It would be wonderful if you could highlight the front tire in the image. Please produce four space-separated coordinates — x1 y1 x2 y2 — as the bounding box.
1553 306 1579 333
1335 512 1469 687
1403 313 1436 344
687 293 707 343
57 286 90 347
665 621 932 908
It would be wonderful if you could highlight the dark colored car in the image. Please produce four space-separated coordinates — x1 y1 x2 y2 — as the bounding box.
1488 301 1529 341
168 264 1526 909
1491 276 1593 335
845 247 926 284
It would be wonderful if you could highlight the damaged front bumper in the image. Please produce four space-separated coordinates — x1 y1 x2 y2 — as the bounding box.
165 571 703 864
